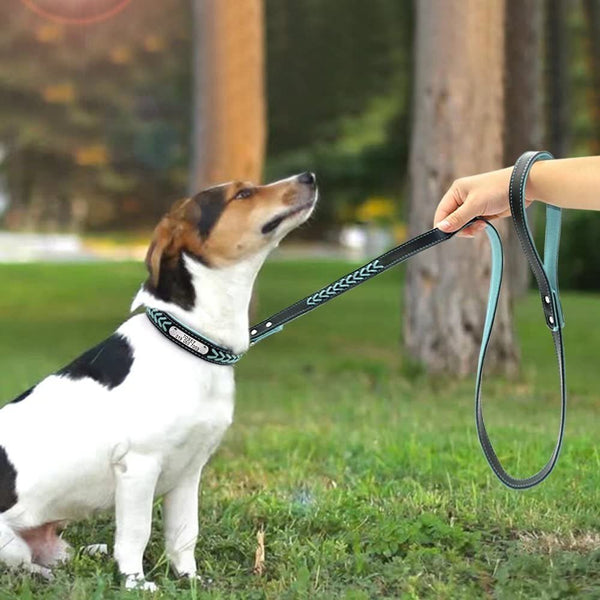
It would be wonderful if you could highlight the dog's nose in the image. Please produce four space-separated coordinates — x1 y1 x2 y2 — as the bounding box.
297 171 316 186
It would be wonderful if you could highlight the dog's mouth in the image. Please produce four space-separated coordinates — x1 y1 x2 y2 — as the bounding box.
261 198 316 235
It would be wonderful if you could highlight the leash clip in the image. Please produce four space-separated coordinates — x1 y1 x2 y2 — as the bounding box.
250 324 284 345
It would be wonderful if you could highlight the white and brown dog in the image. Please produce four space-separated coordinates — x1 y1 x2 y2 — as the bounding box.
0 172 317 589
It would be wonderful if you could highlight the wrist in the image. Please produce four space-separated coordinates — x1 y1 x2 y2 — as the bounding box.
524 160 546 204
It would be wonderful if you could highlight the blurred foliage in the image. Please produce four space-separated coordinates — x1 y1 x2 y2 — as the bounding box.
543 2 600 289
553 211 600 291
355 197 396 224
0 0 412 232
1 1 600 290
531 195 600 292
0 0 192 230
265 0 413 229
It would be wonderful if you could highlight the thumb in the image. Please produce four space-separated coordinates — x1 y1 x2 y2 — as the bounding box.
436 203 477 233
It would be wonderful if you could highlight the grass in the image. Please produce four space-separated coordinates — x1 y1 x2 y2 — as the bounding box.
1 259 600 598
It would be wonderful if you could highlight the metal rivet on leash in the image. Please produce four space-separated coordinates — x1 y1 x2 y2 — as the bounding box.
549 315 554 325
545 295 550 304
266 322 272 328
251 329 257 335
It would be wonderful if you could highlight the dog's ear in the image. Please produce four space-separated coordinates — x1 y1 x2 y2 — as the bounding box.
145 220 175 288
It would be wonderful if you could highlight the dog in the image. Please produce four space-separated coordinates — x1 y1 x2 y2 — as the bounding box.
0 172 317 590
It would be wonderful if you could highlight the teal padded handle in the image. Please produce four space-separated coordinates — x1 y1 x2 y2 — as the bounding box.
475 151 566 489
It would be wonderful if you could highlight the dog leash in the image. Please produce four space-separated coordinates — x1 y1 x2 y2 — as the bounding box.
147 150 566 489
474 150 566 489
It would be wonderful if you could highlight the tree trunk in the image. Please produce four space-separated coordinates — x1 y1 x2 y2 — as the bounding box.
3 147 34 230
546 0 571 158
503 0 543 298
405 0 518 376
190 0 266 191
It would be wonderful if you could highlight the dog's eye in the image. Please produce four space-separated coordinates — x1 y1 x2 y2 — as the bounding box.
233 188 254 200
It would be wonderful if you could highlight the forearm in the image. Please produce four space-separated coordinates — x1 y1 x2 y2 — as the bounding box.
527 156 600 211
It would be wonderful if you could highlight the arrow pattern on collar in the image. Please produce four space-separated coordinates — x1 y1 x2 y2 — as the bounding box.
146 307 243 366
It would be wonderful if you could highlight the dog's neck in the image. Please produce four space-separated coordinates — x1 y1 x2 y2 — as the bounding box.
132 250 271 355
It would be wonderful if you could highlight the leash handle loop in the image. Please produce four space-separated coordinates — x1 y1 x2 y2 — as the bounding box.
508 151 564 331
475 150 567 489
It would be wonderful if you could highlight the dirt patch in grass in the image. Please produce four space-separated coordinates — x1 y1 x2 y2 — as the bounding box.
518 530 600 554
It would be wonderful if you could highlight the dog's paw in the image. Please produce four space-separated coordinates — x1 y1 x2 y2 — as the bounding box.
81 543 108 557
28 564 54 580
51 537 72 565
124 574 158 592
181 573 213 587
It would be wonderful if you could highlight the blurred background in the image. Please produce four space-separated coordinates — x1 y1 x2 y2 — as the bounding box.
4 4 600 596
0 0 598 288
2 0 600 370
0 0 412 262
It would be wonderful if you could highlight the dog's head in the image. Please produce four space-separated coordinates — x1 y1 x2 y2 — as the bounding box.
145 172 317 292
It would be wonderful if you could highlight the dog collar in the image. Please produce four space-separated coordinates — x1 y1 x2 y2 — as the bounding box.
146 308 244 366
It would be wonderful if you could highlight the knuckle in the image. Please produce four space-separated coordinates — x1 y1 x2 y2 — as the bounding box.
450 179 468 205
446 212 461 226
451 177 464 189
449 179 461 195
466 190 479 205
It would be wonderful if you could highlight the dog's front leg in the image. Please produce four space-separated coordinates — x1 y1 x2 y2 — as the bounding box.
163 467 202 578
113 452 161 591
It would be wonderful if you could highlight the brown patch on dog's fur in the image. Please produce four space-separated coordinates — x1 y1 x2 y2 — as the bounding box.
144 193 221 287
145 220 177 288
145 178 312 287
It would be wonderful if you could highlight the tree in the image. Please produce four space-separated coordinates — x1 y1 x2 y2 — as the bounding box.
546 0 571 158
503 0 544 298
190 0 266 190
405 0 518 376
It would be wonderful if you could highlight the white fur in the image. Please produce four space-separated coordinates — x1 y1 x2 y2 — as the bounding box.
0 178 316 587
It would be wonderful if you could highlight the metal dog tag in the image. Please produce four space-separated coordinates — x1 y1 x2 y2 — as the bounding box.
169 326 209 355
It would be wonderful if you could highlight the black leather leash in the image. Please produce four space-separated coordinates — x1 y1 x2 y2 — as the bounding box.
474 150 566 489
147 150 566 489
249 220 487 344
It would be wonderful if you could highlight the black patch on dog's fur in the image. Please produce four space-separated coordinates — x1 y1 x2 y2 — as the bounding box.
143 187 227 309
56 334 134 390
9 386 35 405
194 187 227 239
261 215 285 235
0 446 18 512
145 254 197 310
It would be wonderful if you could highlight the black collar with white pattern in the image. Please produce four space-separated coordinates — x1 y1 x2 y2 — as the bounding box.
146 308 243 366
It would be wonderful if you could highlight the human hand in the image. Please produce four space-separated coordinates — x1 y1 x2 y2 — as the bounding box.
433 166 532 237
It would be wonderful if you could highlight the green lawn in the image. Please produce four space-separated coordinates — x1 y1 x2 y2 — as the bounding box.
1 260 600 599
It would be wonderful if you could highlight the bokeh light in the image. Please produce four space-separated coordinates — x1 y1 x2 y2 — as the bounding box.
19 0 133 25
